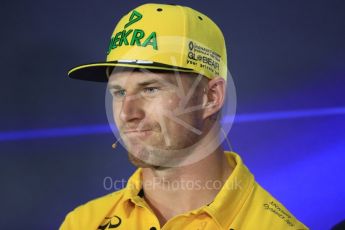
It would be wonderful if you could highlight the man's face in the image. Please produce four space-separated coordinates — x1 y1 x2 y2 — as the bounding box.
108 70 208 168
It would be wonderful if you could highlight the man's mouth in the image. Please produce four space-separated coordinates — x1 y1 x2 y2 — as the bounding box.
123 129 154 139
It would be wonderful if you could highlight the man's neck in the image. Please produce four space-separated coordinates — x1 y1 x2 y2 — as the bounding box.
141 147 233 227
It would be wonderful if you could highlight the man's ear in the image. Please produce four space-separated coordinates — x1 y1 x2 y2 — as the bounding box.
202 77 226 120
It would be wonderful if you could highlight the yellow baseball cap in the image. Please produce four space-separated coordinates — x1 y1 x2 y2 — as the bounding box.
68 3 227 82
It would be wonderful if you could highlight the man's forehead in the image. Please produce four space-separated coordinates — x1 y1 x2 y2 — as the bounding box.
108 69 202 87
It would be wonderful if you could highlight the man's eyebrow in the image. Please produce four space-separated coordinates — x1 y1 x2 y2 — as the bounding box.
108 78 175 89
137 79 164 86
108 80 161 89
138 76 179 86
108 84 123 89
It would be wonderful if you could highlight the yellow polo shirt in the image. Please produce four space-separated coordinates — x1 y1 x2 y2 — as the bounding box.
60 152 308 229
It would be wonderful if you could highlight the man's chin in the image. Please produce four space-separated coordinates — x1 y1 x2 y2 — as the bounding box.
127 152 160 168
124 140 202 168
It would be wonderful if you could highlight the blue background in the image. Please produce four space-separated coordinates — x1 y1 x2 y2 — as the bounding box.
1 0 344 229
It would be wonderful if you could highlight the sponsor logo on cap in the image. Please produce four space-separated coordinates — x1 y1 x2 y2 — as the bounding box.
107 10 158 54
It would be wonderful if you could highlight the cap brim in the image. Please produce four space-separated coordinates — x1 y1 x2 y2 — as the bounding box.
68 61 195 82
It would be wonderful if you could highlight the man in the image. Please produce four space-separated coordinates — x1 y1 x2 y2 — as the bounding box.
61 3 308 230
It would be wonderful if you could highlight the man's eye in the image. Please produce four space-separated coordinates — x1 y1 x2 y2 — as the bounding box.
143 87 159 94
112 90 126 98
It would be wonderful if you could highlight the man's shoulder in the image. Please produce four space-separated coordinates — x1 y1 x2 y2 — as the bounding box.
75 189 125 212
236 182 308 229
59 189 126 230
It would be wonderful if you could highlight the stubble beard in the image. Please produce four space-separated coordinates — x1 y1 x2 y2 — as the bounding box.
124 131 204 169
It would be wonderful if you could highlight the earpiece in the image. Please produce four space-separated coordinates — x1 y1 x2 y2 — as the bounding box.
112 138 121 149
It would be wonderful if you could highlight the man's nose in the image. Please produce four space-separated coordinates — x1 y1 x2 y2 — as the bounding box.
119 94 145 122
